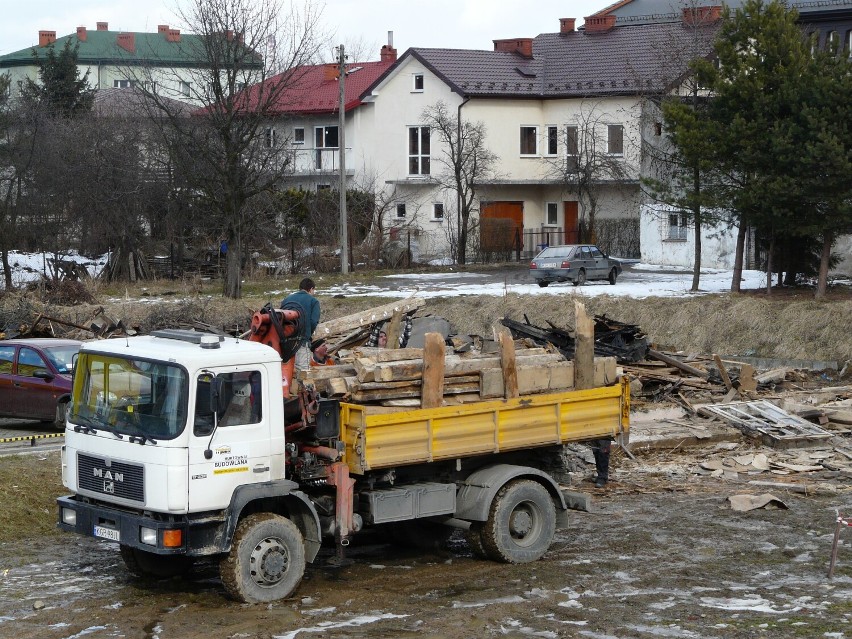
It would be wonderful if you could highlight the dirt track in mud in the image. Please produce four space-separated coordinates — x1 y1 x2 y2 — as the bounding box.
2 476 851 639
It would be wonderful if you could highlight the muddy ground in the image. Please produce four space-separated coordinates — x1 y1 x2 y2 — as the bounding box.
1 449 851 639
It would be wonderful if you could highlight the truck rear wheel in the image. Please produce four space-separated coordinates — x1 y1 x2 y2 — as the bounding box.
220 513 306 603
120 545 193 578
481 479 556 564
465 523 489 559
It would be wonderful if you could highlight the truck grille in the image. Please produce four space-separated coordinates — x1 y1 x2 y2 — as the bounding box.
77 454 144 504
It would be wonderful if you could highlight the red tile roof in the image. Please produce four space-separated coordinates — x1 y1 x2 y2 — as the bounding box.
253 60 395 116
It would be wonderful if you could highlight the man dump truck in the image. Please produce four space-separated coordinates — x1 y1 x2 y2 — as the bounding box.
57 308 628 603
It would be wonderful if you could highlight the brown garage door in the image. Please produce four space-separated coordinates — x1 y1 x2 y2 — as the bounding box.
480 201 524 253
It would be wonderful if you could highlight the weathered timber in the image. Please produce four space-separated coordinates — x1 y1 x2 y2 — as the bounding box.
357 375 479 391
479 358 618 398
648 349 710 378
374 352 567 382
422 332 447 408
351 381 480 403
713 354 734 390
300 364 357 381
499 332 519 399
313 297 426 340
738 363 758 392
574 301 595 391
385 310 403 350
354 357 377 382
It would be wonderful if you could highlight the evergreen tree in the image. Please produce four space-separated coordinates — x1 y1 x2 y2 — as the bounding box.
22 39 94 117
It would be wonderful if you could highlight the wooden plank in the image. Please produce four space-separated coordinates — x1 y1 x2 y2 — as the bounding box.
375 352 567 382
421 332 446 409
713 354 734 390
352 381 479 403
354 357 377 382
738 363 758 392
499 332 519 399
385 310 403 349
301 364 356 381
647 349 710 379
574 300 594 391
312 297 426 339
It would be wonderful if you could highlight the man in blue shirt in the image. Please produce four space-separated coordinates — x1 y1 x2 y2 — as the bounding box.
282 278 320 371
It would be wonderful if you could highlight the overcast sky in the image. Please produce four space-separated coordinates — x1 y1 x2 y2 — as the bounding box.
2 0 607 58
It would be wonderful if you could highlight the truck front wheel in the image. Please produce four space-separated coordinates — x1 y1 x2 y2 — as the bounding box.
481 480 556 564
120 545 193 578
220 513 306 603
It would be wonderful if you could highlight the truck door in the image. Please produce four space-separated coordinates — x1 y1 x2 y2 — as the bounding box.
187 369 271 512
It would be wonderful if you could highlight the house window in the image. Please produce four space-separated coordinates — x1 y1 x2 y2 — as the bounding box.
396 203 406 219
654 122 662 136
293 127 305 144
607 124 624 155
317 184 331 191
113 79 131 89
546 126 558 155
413 73 424 92
847 30 852 57
179 81 191 96
546 202 558 226
432 202 444 221
565 126 579 156
828 30 840 52
315 126 339 170
408 126 430 175
265 127 276 148
520 126 538 155
668 213 688 240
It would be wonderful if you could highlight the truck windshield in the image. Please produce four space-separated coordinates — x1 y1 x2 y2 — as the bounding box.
69 352 189 440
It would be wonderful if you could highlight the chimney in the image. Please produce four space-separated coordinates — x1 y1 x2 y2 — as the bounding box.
584 15 616 33
117 32 135 52
493 38 533 58
158 24 170 35
76 26 87 41
166 28 181 43
560 18 576 33
682 5 722 26
38 31 57 47
225 29 234 41
323 63 338 81
97 22 108 31
380 44 397 62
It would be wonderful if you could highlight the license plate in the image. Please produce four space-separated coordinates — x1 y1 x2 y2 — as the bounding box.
542 262 559 268
94 525 120 542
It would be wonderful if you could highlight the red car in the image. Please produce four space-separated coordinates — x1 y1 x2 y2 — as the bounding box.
0 338 82 430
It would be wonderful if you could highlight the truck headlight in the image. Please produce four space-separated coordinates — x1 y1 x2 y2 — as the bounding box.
61 508 77 526
140 527 158 546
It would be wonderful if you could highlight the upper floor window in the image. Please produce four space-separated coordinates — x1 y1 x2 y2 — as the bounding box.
265 127 276 148
520 126 538 155
546 202 558 226
413 73 424 92
396 203 406 218
114 79 131 89
293 127 305 144
179 81 191 96
828 30 840 53
546 126 558 155
847 30 852 57
607 125 624 155
432 202 444 221
315 125 339 149
565 126 579 156
408 126 430 175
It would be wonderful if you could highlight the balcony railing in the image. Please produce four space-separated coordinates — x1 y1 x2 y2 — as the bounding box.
289 147 353 174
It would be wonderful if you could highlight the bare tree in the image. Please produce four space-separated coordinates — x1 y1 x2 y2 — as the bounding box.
131 0 326 298
546 101 636 245
420 100 497 265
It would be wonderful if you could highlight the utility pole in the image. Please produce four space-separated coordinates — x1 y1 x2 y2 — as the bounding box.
337 44 349 275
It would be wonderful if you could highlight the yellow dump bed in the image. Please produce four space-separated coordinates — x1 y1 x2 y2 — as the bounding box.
339 377 629 474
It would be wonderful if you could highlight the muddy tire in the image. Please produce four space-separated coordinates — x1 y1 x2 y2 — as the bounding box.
573 269 586 286
465 523 489 559
481 480 556 564
220 513 305 603
120 545 193 578
537 281 549 288
608 268 618 285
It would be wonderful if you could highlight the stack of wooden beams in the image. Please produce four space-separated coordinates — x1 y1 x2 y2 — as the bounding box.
299 336 618 409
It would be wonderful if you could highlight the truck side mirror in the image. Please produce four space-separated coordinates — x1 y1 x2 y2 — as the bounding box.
210 376 228 415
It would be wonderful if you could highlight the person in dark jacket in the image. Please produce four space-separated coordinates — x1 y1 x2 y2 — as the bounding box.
282 278 320 371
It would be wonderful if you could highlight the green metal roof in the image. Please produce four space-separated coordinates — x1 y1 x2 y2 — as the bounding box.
0 29 261 69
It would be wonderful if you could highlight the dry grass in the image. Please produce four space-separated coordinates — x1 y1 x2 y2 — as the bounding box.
3 273 852 363
0 452 65 542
